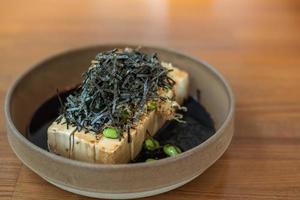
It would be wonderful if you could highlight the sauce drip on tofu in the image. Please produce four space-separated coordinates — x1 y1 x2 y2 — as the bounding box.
27 90 215 163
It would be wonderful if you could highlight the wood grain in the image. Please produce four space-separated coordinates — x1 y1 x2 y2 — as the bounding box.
1 0 300 199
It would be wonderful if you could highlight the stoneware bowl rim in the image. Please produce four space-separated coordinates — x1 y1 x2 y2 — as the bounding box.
4 44 235 170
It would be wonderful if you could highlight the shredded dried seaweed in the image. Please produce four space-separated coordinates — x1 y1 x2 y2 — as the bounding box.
57 48 175 135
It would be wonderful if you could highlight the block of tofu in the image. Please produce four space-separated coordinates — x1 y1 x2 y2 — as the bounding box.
47 63 189 164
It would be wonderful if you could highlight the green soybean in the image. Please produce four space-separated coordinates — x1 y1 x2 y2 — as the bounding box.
144 138 160 151
163 144 181 157
103 127 119 139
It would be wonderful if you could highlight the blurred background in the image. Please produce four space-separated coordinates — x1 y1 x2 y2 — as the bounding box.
1 0 300 199
1 0 300 106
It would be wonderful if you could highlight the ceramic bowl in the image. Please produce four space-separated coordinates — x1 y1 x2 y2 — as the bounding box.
4 44 234 199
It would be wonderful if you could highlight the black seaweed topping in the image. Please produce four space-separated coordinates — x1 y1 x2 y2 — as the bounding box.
57 48 175 134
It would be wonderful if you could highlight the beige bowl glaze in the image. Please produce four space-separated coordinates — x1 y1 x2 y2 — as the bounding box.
5 45 234 199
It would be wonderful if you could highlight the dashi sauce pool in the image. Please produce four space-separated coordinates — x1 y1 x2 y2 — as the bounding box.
27 90 215 163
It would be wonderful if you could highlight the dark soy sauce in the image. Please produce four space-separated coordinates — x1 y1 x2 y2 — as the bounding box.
27 90 215 163
132 97 215 162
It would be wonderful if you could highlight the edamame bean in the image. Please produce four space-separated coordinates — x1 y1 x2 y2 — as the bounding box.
103 127 119 139
163 144 181 157
144 138 160 151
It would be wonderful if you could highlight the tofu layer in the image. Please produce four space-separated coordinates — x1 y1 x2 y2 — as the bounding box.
47 64 189 164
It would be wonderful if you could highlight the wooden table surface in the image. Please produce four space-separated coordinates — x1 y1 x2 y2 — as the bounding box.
1 0 300 199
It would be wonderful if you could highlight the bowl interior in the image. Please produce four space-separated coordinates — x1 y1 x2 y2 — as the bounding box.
8 45 231 152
